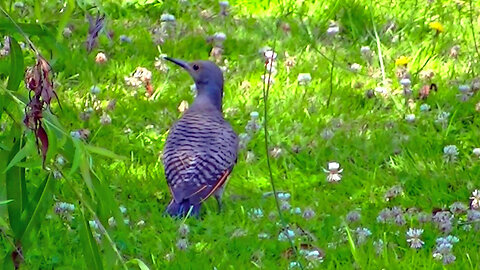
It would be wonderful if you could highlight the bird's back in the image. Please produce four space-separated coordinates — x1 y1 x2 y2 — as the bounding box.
163 105 238 216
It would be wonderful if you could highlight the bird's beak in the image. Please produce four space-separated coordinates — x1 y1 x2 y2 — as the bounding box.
163 57 191 71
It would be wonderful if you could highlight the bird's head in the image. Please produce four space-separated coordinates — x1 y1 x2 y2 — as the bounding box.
164 57 224 110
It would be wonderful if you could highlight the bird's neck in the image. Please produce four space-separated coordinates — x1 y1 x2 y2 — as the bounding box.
193 83 223 112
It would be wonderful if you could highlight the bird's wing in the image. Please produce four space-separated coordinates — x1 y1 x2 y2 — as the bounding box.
163 119 237 204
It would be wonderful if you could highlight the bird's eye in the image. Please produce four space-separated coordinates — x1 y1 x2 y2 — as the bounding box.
192 64 200 71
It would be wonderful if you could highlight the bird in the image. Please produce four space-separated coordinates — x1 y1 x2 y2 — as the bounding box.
162 57 238 218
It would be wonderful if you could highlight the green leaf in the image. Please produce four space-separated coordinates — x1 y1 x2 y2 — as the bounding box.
56 0 75 40
6 37 24 91
20 174 54 248
4 138 36 172
85 144 126 160
127 259 150 270
0 199 14 205
80 156 94 195
69 139 84 176
6 138 28 239
2 252 14 270
79 209 103 270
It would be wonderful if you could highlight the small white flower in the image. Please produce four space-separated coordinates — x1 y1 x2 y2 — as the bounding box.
100 113 112 125
249 208 264 218
405 114 415 123
90 85 101 95
360 46 371 55
63 27 72 38
289 261 301 269
400 78 411 87
374 86 388 95
14 2 24 9
420 104 431 112
176 238 188 250
277 192 291 200
95 52 107 64
178 223 190 237
443 145 458 156
108 217 116 227
292 207 302 215
458 84 471 93
350 63 362 73
470 189 480 209
219 1 229 7
324 162 343 183
443 145 459 163
250 111 259 119
321 128 334 140
119 205 127 214
303 207 316 220
213 32 226 43
473 148 480 157
53 170 63 179
136 220 145 227
278 229 295 241
297 73 312 85
263 49 277 60
326 22 340 36
119 35 132 43
406 228 424 249
160 13 176 22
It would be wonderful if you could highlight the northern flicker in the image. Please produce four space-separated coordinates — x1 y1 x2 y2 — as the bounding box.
163 57 238 217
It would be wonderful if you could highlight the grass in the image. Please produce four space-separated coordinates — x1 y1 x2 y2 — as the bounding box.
1 0 480 268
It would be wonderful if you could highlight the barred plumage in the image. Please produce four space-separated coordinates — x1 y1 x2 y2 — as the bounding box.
163 58 238 217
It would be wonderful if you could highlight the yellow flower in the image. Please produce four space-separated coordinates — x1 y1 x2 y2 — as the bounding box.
429 22 444 33
395 56 411 66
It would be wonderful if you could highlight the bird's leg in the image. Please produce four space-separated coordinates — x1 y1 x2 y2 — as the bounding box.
213 187 225 213
214 193 223 213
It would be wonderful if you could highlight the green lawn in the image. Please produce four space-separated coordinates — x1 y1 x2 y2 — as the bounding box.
1 0 480 269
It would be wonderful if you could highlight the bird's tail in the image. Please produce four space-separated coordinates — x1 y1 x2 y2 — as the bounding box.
166 199 201 218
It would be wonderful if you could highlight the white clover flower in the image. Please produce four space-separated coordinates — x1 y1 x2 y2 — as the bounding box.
178 223 190 237
326 22 340 36
119 35 132 43
263 49 277 60
100 113 112 125
406 228 424 249
350 63 362 73
292 207 302 215
405 114 415 123
63 27 72 38
277 192 291 200
458 84 471 93
400 78 411 87
473 148 480 157
14 2 25 9
95 52 107 64
219 1 229 7
249 208 264 219
90 85 101 95
360 46 371 55
297 73 312 85
470 190 480 209
176 238 188 250
374 86 388 95
443 145 459 158
213 32 227 43
278 229 295 241
321 128 334 140
160 13 176 22
324 162 343 183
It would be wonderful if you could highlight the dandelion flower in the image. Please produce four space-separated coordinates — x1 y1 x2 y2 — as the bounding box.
395 56 410 66
429 21 444 33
